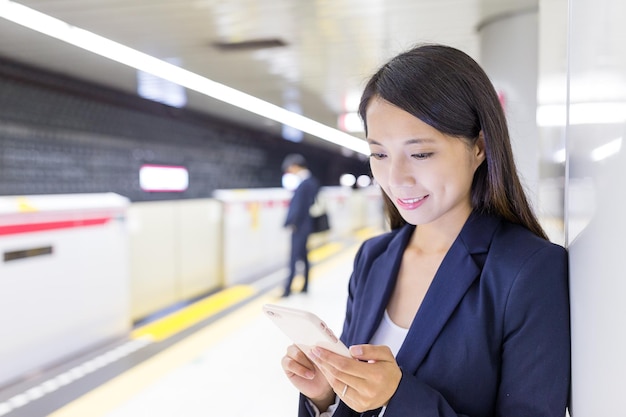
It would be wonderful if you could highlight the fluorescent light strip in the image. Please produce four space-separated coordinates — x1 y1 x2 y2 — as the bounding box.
0 1 369 155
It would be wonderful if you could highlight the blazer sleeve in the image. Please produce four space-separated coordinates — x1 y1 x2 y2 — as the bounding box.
383 243 570 417
495 244 570 416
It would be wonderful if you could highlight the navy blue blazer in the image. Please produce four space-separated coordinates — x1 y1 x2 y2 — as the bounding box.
285 174 320 236
300 211 570 417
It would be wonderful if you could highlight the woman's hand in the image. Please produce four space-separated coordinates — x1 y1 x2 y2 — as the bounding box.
281 344 335 411
310 344 402 413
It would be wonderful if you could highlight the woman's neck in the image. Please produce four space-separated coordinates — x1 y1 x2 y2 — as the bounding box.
408 208 472 254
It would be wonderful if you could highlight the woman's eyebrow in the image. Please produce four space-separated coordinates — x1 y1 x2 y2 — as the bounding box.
367 138 436 145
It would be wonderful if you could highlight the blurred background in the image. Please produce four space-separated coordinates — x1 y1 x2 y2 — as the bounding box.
0 0 625 415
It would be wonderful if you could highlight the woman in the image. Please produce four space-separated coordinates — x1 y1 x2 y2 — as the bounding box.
281 44 570 417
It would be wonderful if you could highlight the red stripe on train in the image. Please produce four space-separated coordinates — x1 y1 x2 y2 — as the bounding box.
0 217 111 236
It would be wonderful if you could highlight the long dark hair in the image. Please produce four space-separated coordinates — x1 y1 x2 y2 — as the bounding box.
359 44 547 240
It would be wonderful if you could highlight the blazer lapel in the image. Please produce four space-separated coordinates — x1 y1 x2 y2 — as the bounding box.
395 212 499 374
349 225 415 346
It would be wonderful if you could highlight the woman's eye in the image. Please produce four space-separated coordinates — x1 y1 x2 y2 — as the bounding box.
369 153 386 160
412 152 433 160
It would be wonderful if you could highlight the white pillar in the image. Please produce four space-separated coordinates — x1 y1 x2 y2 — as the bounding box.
478 9 541 209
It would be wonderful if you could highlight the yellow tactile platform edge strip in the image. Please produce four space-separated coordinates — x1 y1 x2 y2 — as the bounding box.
131 285 258 342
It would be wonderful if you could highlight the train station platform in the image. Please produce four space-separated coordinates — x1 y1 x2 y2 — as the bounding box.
0 227 381 417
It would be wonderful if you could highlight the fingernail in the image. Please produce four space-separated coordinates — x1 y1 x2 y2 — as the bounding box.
304 370 315 379
350 345 363 356
311 347 321 357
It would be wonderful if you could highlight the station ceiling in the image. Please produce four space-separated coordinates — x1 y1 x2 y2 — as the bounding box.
0 0 535 154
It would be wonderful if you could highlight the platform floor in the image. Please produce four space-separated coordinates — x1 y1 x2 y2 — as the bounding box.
0 231 371 417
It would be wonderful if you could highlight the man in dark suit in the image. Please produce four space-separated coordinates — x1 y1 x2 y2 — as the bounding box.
281 154 320 297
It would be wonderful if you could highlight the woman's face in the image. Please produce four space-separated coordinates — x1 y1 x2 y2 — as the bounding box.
366 97 485 228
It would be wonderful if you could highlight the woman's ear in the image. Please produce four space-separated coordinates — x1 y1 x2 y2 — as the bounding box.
473 131 487 168
477 131 486 157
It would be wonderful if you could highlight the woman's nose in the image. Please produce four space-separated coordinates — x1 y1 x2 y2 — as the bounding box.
388 158 415 188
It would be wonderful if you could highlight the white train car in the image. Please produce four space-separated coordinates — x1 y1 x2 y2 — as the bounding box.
0 193 130 388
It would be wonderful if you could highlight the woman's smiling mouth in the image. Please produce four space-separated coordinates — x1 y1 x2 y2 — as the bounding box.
396 195 428 210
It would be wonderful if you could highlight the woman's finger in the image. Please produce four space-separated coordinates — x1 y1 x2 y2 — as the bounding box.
349 344 394 362
310 345 402 412
283 344 315 379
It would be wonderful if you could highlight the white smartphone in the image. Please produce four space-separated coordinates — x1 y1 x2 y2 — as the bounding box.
262 303 351 358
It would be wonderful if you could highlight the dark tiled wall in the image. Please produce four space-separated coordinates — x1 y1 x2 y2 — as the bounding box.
0 57 368 202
